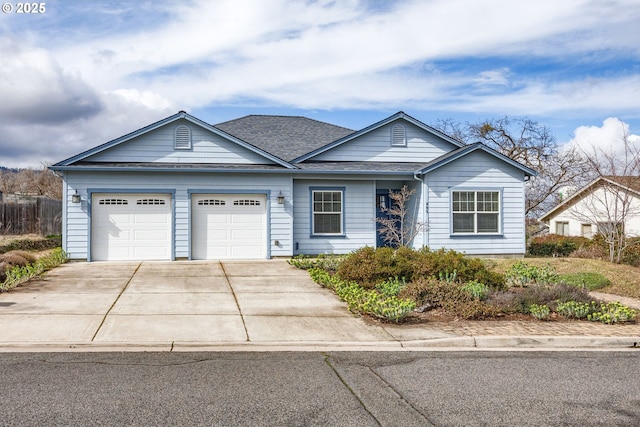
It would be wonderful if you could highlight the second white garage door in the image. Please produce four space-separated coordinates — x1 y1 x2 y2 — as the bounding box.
191 194 267 260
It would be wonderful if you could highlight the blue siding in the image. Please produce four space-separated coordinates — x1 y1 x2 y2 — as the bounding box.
62 171 292 260
312 121 457 163
293 179 376 255
425 151 526 255
85 119 276 165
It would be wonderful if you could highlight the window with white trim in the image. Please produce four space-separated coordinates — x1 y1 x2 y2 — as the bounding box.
175 125 191 149
391 124 406 146
452 191 500 233
312 190 343 235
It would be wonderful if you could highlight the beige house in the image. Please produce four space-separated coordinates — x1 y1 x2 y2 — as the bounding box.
540 176 640 238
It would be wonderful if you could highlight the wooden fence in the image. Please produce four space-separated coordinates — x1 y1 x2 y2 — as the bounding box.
0 198 62 236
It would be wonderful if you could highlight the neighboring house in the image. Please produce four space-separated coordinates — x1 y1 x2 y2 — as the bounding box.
49 111 536 261
540 176 640 238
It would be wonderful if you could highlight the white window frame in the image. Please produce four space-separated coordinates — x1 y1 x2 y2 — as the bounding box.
311 188 344 236
451 190 501 234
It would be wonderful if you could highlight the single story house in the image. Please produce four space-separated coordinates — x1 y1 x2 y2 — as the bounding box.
50 111 536 261
540 176 640 238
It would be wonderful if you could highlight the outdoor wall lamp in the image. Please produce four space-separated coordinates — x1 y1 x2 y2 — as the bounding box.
71 190 81 203
277 191 285 204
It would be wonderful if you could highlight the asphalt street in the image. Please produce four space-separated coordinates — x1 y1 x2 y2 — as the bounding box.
0 351 638 426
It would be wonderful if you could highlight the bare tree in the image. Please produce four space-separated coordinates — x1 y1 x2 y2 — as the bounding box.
0 166 62 200
376 185 425 247
433 117 592 217
570 126 640 263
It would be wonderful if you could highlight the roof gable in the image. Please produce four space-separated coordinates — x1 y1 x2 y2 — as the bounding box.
52 111 294 169
418 142 538 176
292 111 465 163
540 176 640 221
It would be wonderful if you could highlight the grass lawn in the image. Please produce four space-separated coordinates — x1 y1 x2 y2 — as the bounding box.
488 257 640 299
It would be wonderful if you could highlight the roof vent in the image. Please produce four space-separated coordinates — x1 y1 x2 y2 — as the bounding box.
391 124 406 146
175 125 191 149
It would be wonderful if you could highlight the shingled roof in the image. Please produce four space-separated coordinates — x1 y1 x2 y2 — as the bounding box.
215 115 355 162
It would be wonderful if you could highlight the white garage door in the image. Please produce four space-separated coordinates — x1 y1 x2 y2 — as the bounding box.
191 194 267 260
92 193 172 261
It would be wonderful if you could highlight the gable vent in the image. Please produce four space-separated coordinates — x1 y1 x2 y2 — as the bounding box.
175 125 191 149
391 124 406 146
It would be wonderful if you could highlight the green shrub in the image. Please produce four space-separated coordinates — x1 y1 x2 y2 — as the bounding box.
360 292 416 323
376 277 407 297
461 281 490 301
587 302 636 324
289 254 345 272
505 261 559 287
1 248 68 292
556 301 596 319
400 277 499 319
528 235 587 257
336 246 422 289
488 283 593 314
337 246 504 290
308 267 415 322
414 248 505 288
529 304 551 320
560 272 610 290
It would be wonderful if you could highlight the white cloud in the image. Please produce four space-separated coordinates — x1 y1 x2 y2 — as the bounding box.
569 118 640 162
0 38 102 124
49 0 640 111
2 0 640 167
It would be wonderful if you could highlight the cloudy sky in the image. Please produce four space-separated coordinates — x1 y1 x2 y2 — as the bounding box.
1 0 639 168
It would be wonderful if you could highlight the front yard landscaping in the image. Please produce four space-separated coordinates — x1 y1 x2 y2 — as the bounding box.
0 235 68 292
289 247 638 325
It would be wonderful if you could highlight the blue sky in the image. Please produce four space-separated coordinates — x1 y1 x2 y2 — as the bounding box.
1 0 639 167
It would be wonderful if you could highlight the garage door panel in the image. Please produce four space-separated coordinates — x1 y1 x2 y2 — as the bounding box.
191 194 266 260
232 229 263 239
92 193 171 261
134 229 169 240
232 216 262 226
135 214 169 224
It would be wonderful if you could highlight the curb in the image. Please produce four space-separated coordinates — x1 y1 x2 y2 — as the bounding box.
0 336 638 352
473 335 640 349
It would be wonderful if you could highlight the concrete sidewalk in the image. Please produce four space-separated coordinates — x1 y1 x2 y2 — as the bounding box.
0 260 638 352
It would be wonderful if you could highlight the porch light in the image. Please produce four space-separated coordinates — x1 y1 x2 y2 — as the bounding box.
71 190 81 203
277 191 285 204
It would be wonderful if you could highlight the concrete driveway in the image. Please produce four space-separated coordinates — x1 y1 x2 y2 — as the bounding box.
1 260 449 349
